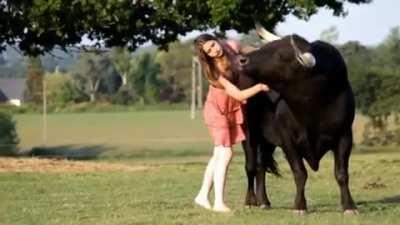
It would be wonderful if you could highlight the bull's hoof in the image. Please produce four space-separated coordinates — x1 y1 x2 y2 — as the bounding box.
259 204 271 210
245 194 258 206
293 209 307 216
344 209 359 215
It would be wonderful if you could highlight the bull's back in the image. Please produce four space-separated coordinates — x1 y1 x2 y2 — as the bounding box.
309 41 355 147
310 41 349 85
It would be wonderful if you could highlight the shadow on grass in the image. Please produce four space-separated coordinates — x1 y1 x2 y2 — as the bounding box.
25 146 222 162
301 195 400 214
358 195 400 205
27 145 113 160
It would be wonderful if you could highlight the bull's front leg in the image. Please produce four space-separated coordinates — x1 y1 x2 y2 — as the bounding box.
334 130 358 215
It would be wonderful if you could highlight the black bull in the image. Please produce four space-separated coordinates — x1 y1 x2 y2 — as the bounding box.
235 35 357 213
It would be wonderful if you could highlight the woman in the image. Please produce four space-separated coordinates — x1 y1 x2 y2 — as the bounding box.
193 34 268 212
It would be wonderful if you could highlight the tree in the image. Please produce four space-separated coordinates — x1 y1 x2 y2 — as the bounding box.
155 41 192 102
339 41 373 108
342 27 400 146
372 26 400 73
110 47 137 90
0 0 371 55
368 26 400 116
320 26 339 44
130 53 162 104
71 51 112 102
24 56 44 103
44 68 87 105
0 110 19 156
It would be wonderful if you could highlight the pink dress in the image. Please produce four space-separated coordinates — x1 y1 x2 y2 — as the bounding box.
203 40 246 147
203 85 246 147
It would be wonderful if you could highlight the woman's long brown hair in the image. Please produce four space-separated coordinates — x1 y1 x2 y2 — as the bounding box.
194 34 231 88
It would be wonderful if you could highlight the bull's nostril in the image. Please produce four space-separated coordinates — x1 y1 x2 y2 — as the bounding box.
239 57 249 65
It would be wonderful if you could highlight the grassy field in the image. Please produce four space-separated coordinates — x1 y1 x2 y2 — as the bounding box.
0 111 398 225
14 111 213 163
14 111 368 161
0 152 400 225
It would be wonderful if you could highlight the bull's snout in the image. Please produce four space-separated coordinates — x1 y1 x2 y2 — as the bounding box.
237 55 249 66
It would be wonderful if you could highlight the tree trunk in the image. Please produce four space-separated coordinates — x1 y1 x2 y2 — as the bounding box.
88 78 100 102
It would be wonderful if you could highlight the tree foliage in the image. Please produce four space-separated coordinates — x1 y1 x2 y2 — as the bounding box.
71 51 112 102
0 0 371 55
130 53 162 104
341 26 400 146
155 41 192 101
110 47 136 89
44 69 87 105
319 25 339 44
0 110 19 156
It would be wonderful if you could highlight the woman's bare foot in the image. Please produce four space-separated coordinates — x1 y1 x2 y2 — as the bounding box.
195 196 211 210
293 209 306 216
344 209 359 215
213 203 231 212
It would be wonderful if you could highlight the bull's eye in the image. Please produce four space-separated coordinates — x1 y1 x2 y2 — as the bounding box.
275 50 290 62
276 52 283 60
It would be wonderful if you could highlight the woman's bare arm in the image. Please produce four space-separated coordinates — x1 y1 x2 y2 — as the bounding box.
218 76 268 102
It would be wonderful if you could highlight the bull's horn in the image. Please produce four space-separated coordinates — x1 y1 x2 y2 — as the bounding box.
290 35 316 68
255 22 281 43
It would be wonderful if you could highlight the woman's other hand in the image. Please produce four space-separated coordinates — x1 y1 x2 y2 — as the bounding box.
257 83 269 92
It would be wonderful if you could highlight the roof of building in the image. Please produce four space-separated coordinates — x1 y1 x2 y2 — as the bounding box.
0 78 26 101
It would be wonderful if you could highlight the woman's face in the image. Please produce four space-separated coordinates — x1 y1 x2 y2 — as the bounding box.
202 40 223 58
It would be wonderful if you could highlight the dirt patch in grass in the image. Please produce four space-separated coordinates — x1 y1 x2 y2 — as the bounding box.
0 157 152 173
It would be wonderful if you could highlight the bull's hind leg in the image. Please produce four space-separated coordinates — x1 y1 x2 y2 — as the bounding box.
333 130 358 214
281 140 308 214
242 140 258 206
286 154 308 214
255 166 270 208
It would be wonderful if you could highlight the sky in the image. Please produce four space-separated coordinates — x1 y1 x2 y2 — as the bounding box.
276 0 400 45
181 0 400 46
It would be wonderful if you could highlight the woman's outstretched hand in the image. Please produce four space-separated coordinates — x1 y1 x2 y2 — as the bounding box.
257 83 270 92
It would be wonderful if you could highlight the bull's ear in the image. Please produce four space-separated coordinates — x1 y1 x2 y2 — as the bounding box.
299 53 316 68
290 35 316 68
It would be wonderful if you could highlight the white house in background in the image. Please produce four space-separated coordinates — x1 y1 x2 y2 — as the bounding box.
0 78 26 107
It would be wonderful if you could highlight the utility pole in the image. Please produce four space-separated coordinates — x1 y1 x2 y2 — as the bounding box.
42 79 47 147
191 57 196 119
196 57 203 109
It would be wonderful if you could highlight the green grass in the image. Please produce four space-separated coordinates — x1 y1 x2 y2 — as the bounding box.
1 152 400 225
14 111 213 162
1 111 398 224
